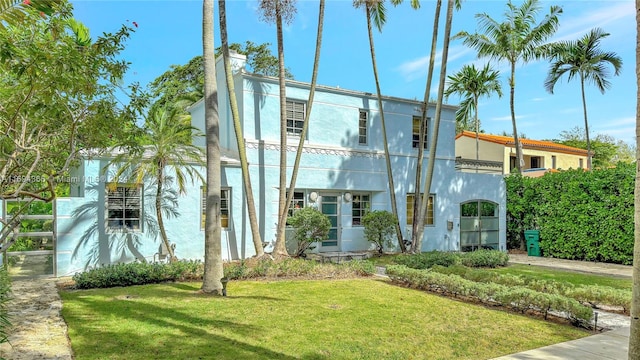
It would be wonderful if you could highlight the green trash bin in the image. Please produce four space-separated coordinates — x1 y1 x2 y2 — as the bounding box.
524 230 541 257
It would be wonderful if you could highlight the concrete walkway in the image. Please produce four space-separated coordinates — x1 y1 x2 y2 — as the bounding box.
490 254 633 360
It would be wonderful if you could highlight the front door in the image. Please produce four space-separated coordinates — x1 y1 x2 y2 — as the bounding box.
460 200 499 251
319 194 340 251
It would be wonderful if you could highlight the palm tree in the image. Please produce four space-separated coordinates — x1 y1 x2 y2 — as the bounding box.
353 0 413 252
629 2 640 358
258 0 296 257
110 106 205 263
413 0 456 253
456 0 562 173
201 0 224 294
545 28 622 170
0 0 58 28
276 0 325 251
218 0 264 258
445 63 502 169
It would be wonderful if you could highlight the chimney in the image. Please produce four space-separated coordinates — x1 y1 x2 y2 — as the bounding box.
228 49 247 73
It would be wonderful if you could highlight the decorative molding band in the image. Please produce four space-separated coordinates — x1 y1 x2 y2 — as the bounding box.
245 140 386 159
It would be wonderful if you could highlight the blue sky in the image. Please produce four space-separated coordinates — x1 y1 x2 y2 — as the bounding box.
72 0 636 144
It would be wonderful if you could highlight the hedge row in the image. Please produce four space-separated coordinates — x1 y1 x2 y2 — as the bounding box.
72 260 203 289
506 163 634 264
386 265 593 324
431 265 631 312
0 269 10 347
72 258 376 289
393 250 509 270
223 258 375 280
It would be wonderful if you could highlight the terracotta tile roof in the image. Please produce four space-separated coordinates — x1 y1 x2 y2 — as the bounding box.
455 131 589 156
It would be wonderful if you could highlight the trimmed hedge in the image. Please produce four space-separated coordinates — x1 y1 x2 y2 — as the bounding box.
223 258 375 280
430 264 631 313
72 260 203 289
386 265 593 324
393 250 508 270
506 163 634 264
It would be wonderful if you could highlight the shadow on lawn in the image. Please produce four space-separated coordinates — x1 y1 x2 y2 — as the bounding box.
65 292 322 359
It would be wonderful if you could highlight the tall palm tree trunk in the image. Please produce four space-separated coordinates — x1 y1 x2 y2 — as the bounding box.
510 63 523 173
218 0 264 257
276 0 325 249
366 6 404 252
629 3 640 356
580 75 592 170
411 0 442 253
155 164 176 262
474 94 479 173
415 0 454 251
273 0 289 256
201 0 223 295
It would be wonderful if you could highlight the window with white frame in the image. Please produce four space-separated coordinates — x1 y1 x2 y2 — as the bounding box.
358 110 368 145
201 187 230 229
351 193 370 226
106 183 141 231
406 193 435 226
412 116 429 149
286 100 305 136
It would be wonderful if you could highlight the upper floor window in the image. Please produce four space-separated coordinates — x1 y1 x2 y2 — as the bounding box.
286 100 305 136
351 193 370 226
406 193 435 226
106 183 141 232
201 187 230 229
412 116 429 149
358 111 368 145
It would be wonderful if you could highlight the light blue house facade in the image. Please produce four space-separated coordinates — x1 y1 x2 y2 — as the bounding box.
49 53 505 277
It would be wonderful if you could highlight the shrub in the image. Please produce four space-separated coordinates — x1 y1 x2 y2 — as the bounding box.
460 249 509 268
393 251 461 269
362 210 397 254
72 260 203 289
287 207 331 257
0 269 10 346
223 258 374 280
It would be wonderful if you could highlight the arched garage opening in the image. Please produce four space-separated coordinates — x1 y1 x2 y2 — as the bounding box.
460 200 499 252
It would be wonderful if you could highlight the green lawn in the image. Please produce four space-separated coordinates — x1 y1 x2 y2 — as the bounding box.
489 264 632 290
61 278 587 360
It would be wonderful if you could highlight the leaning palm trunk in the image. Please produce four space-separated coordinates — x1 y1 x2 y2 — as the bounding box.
365 5 404 252
415 0 454 251
155 165 176 262
218 0 264 257
201 0 224 295
411 0 442 253
580 75 592 170
272 0 290 256
629 2 640 356
276 0 325 250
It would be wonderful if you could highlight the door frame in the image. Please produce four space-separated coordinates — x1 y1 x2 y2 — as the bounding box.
318 192 341 252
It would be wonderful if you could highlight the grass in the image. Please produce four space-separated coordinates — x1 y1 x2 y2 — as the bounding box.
60 278 587 360
489 264 632 291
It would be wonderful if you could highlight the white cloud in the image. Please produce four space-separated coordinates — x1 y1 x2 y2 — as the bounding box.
552 2 635 42
490 114 533 122
395 45 473 82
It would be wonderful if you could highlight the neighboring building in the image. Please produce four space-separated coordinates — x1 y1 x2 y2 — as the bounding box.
25 53 507 277
455 131 589 175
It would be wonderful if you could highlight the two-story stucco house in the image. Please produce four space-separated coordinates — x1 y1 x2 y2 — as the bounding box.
455 130 589 175
44 52 506 277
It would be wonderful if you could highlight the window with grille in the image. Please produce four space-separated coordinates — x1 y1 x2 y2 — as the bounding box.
201 187 230 229
287 191 305 217
406 193 435 226
106 183 141 232
351 193 370 226
359 111 368 145
412 116 429 149
286 100 305 136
